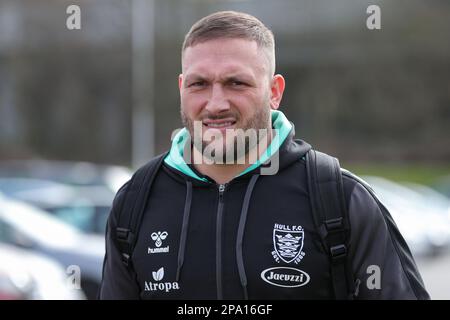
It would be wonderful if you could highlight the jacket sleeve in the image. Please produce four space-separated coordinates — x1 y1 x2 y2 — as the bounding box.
98 181 141 299
347 181 430 300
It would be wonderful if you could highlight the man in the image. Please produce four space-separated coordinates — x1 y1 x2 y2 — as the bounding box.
99 11 429 299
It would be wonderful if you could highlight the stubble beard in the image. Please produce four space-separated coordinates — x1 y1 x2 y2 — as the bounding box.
181 105 272 164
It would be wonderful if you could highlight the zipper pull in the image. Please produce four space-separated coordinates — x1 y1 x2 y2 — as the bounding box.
218 184 226 201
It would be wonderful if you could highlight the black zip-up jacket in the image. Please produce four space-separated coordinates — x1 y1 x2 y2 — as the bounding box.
99 111 429 300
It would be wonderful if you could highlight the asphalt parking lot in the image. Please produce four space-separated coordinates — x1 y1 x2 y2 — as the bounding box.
416 252 450 300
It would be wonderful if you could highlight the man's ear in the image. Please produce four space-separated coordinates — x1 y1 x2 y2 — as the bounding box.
178 74 183 90
270 74 285 110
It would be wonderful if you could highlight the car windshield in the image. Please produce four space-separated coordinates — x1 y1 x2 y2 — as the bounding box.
46 205 110 234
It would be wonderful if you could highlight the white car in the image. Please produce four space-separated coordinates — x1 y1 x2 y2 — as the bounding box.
0 243 86 300
0 193 105 299
0 177 114 234
362 176 450 257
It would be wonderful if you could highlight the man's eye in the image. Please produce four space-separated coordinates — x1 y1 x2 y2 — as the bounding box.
189 81 205 87
231 81 246 86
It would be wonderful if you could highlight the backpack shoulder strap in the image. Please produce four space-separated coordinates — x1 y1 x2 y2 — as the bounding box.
305 149 354 299
115 152 168 267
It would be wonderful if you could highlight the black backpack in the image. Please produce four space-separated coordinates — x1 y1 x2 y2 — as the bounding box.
113 149 355 299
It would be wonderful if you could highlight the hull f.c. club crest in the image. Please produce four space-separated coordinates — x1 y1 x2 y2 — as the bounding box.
271 224 305 264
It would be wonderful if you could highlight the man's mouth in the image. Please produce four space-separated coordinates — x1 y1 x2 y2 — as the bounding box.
202 119 237 129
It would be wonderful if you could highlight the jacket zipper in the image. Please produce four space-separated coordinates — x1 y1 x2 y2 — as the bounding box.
216 183 226 300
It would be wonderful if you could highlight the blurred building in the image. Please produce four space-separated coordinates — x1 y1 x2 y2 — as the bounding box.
0 0 449 166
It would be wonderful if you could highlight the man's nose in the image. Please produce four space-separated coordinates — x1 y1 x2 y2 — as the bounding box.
205 84 230 114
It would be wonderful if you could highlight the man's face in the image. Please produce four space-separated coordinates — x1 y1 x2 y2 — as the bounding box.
179 38 282 162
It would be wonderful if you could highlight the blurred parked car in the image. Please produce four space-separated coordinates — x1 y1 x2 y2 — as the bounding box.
362 176 450 257
0 160 132 193
404 182 450 218
0 178 113 234
0 243 86 300
0 193 105 299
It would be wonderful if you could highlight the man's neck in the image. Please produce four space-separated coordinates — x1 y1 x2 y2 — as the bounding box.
192 131 273 184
